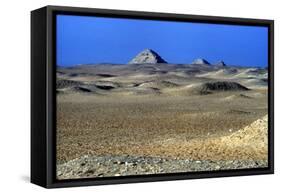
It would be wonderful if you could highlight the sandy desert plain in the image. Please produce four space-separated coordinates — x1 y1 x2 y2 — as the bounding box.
56 49 268 179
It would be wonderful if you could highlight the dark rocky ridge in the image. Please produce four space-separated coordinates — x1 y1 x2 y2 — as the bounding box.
194 81 250 95
201 81 249 92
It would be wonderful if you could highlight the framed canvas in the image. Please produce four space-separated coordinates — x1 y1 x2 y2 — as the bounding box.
31 5 274 188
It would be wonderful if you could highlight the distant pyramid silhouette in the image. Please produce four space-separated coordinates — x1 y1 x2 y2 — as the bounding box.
191 58 210 65
216 60 226 67
128 49 167 64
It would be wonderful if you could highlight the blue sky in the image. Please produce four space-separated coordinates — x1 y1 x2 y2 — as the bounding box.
57 15 268 67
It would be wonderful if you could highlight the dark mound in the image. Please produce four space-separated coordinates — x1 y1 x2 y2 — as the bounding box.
95 85 115 90
96 73 116 78
56 79 82 89
160 80 179 87
73 86 92 93
199 81 249 94
57 71 65 76
69 73 79 77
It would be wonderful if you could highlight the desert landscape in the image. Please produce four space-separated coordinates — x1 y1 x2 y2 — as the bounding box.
56 49 268 179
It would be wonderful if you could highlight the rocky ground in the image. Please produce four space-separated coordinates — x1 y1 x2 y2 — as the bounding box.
57 115 268 180
57 154 267 179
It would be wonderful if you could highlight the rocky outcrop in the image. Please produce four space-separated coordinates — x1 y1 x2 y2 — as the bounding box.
220 115 268 148
187 81 249 95
199 81 249 93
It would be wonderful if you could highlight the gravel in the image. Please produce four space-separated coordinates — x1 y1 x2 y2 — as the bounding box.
57 155 267 180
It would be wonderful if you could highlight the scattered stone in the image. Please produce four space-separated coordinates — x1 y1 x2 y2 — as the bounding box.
57 154 267 180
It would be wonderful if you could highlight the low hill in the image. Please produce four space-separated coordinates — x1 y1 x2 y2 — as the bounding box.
187 81 249 95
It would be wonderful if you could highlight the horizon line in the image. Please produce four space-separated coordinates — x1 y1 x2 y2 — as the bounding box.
57 62 268 68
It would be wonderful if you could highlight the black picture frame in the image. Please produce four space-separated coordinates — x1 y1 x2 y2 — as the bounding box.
31 5 274 188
